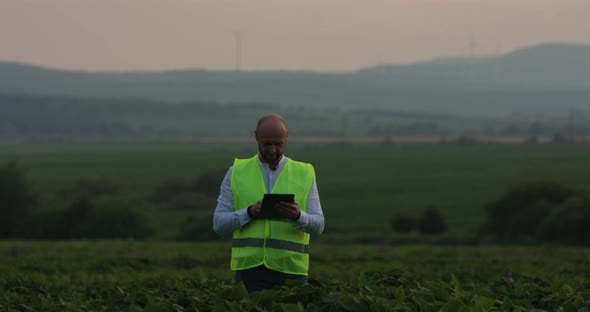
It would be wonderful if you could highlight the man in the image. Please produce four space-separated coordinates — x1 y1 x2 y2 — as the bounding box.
213 114 325 292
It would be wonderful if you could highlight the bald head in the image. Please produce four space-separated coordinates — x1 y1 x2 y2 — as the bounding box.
255 114 288 166
256 114 288 133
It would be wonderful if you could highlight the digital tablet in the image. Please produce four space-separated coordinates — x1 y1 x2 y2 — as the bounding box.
259 193 295 219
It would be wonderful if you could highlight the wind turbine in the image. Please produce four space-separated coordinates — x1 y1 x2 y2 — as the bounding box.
234 31 242 72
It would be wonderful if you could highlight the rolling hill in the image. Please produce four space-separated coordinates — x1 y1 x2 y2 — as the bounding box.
1 42 590 117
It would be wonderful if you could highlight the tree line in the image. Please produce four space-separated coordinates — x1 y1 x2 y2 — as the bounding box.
0 161 223 240
389 180 590 245
3 160 590 244
2 94 588 140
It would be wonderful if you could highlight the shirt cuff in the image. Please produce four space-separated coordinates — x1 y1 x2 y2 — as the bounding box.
296 210 310 227
237 207 251 227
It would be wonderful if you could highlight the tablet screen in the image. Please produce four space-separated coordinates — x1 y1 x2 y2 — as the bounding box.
259 193 294 219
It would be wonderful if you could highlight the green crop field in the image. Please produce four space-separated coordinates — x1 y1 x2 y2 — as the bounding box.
2 143 590 309
2 142 590 238
1 241 589 311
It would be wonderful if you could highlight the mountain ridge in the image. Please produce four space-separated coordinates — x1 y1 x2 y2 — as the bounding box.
1 42 589 116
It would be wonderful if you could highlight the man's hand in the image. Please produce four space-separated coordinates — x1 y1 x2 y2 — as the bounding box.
275 201 301 221
247 200 262 219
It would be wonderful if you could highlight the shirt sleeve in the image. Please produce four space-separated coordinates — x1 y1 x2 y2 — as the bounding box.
294 177 325 235
212 167 251 235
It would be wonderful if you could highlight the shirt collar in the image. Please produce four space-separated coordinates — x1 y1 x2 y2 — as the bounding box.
256 154 288 172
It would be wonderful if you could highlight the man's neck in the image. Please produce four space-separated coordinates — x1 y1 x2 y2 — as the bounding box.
258 154 283 170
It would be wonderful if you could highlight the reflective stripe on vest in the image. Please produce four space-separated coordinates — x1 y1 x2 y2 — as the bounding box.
233 238 310 254
230 156 315 275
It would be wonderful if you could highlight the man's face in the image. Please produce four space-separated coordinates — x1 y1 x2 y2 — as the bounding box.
256 126 288 164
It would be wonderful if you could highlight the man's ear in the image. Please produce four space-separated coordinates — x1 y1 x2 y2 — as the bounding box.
254 130 259 141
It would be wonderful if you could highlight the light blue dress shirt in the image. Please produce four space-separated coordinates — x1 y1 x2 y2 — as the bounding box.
213 155 325 236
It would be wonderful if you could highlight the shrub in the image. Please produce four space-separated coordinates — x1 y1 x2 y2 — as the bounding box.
57 195 155 239
58 176 122 199
0 162 38 238
150 170 225 210
480 181 579 243
390 214 416 233
150 179 191 203
190 170 226 197
176 215 220 241
536 195 590 245
18 202 70 239
167 193 217 211
417 207 447 235
18 195 155 240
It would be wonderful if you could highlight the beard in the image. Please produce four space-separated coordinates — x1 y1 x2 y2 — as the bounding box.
259 146 282 164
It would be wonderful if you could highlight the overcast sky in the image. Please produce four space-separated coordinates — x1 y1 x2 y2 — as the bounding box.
1 0 588 72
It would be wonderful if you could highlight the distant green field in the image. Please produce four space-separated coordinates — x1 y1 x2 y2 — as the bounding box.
2 142 590 237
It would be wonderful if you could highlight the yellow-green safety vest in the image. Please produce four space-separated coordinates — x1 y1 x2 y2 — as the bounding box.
230 156 315 275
